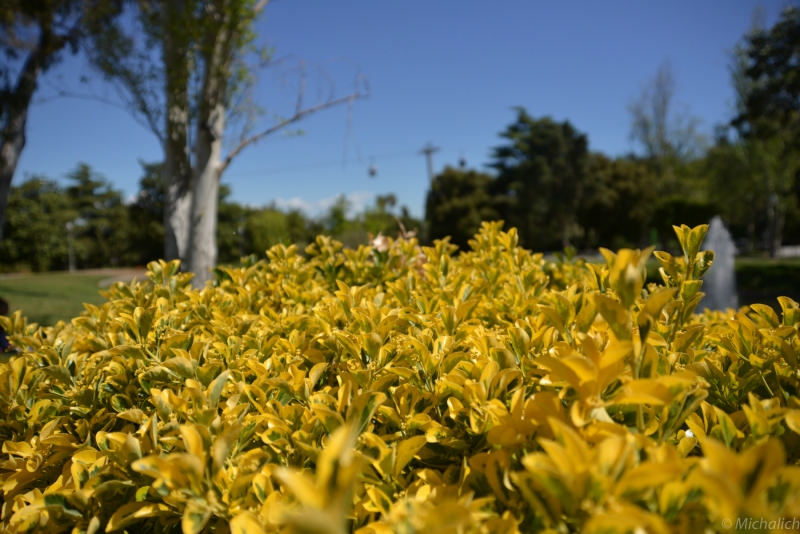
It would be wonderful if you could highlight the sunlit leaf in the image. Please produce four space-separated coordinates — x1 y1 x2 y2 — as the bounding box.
230 511 265 534
106 502 173 532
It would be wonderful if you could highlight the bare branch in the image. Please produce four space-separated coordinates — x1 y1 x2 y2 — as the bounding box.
220 86 368 174
253 0 270 15
295 61 306 116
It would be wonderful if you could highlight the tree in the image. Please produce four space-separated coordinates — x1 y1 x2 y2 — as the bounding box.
0 0 120 240
363 194 423 241
725 8 800 256
425 166 499 249
127 161 166 265
0 176 75 272
733 6 800 142
127 162 255 266
245 207 290 254
488 108 590 250
65 163 129 268
89 0 367 287
579 154 658 249
216 184 249 264
628 61 706 194
706 135 798 254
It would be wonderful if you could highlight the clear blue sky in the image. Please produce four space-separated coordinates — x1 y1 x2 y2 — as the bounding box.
15 0 790 219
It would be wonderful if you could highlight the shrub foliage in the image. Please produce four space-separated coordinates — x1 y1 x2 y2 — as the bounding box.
1 223 800 533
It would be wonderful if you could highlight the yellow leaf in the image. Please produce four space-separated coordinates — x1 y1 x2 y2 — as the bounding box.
364 486 393 515
211 423 241 475
9 506 45 532
2 441 33 457
230 511 265 534
537 354 597 396
106 502 173 532
597 339 633 383
611 379 672 406
182 499 212 534
180 425 207 463
132 453 204 492
393 436 427 478
615 462 683 497
642 286 678 319
345 390 386 435
273 467 324 509
594 294 632 341
541 418 590 473
207 369 230 407
584 504 670 534
785 410 800 434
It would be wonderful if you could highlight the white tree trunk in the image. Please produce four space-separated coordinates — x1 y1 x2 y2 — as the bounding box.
188 102 225 287
157 0 363 286
161 0 192 262
186 3 233 288
164 174 191 261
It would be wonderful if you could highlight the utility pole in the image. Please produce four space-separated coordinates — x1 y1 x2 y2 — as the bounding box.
419 142 440 182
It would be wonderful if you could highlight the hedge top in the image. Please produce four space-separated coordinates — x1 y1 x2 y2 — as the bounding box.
1 222 799 533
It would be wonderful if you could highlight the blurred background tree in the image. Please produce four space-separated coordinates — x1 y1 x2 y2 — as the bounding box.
488 109 591 250
0 176 74 272
425 167 499 249
3 4 800 271
0 0 123 240
65 163 129 268
729 6 800 256
578 154 658 250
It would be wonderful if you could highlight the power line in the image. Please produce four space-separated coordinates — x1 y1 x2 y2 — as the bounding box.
225 143 484 179
226 149 418 177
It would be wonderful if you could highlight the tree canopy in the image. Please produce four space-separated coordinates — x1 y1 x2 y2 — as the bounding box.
88 0 367 286
426 166 499 249
0 0 121 239
734 6 800 142
488 109 591 250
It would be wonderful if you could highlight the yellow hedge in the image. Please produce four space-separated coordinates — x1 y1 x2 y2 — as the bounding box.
1 222 799 533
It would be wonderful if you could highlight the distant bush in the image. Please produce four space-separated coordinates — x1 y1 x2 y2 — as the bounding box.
736 258 800 305
1 222 799 533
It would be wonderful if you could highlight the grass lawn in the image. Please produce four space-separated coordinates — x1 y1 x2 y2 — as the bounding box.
0 271 123 326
